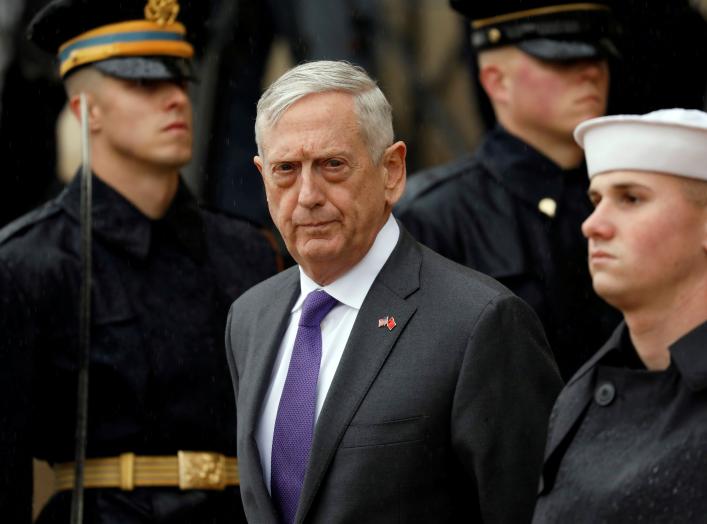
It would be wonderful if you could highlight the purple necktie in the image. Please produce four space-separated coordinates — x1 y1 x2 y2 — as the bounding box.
271 289 338 524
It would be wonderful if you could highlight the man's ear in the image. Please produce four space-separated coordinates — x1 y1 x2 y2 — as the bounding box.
254 155 265 177
478 62 509 106
381 140 406 207
68 92 101 132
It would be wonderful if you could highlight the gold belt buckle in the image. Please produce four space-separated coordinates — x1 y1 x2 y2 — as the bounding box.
177 451 227 490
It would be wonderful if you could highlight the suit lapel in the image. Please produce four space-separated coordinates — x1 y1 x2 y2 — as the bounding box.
295 228 421 523
240 269 300 520
543 329 620 463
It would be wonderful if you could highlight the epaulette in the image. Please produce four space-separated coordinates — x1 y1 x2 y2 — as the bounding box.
0 200 61 246
397 153 477 210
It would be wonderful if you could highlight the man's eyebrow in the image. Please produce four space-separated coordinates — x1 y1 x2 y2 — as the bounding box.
609 183 649 190
588 182 651 196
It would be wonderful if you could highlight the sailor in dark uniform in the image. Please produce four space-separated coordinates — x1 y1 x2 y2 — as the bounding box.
534 108 707 522
0 1 277 522
396 0 622 380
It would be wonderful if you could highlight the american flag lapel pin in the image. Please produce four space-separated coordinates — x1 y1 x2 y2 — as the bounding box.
378 316 396 331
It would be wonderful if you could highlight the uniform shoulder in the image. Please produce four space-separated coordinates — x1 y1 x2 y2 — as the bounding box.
397 153 479 211
201 209 277 258
0 200 63 249
200 208 280 283
418 240 513 302
200 208 266 240
0 200 72 301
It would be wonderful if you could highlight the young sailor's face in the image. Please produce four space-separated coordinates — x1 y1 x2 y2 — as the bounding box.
583 170 707 312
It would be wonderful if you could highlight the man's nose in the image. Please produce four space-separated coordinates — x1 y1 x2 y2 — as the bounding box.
163 81 190 110
577 59 608 81
297 167 325 208
581 203 613 240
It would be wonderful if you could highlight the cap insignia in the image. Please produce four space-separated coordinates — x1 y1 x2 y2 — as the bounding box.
487 27 502 44
145 0 180 26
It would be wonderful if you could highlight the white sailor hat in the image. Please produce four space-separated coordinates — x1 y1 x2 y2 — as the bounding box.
574 108 707 181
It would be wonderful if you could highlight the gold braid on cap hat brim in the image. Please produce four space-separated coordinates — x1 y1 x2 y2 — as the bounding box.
57 0 192 77
471 2 610 29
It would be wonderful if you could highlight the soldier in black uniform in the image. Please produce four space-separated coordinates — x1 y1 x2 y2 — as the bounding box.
396 0 622 380
0 0 277 522
534 108 707 522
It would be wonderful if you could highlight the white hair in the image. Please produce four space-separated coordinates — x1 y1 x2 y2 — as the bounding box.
254 60 394 162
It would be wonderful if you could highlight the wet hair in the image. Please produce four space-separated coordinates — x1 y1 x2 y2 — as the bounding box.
254 60 393 162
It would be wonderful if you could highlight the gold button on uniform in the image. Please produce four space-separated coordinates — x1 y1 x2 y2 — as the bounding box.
538 197 557 218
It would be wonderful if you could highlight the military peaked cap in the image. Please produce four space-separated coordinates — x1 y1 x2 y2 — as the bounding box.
451 0 619 61
27 0 195 79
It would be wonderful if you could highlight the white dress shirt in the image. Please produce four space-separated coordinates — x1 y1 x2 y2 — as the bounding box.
256 214 400 491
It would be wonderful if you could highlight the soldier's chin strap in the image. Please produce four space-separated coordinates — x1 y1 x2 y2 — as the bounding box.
70 92 92 524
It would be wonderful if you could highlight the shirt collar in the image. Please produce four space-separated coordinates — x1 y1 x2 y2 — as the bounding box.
293 213 400 312
58 172 205 261
597 320 707 391
477 124 587 209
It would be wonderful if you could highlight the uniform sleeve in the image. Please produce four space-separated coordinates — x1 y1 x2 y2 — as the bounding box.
0 258 34 523
452 292 563 524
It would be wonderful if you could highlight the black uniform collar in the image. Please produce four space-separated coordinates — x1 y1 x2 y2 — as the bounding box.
477 124 585 210
59 172 206 261
669 321 707 392
593 321 707 391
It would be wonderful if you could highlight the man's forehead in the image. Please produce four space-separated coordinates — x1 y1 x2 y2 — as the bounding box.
589 170 676 192
262 97 365 157
279 91 356 122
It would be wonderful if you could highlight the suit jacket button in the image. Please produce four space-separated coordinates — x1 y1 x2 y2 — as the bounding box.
594 382 616 406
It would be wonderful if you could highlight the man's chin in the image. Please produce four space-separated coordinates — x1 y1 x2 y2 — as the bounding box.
592 276 628 309
155 152 192 171
296 239 341 262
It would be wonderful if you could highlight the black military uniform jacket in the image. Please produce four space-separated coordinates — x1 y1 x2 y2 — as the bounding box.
396 125 620 379
534 321 707 523
0 174 277 522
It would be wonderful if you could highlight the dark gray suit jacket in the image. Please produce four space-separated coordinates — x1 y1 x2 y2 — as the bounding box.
225 226 563 523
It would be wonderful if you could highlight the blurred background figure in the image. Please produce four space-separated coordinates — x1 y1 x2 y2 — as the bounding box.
609 0 707 115
534 108 707 522
0 0 65 226
396 0 624 380
192 0 380 226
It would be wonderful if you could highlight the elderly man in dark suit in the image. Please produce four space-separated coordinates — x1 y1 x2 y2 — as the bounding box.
225 60 563 524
